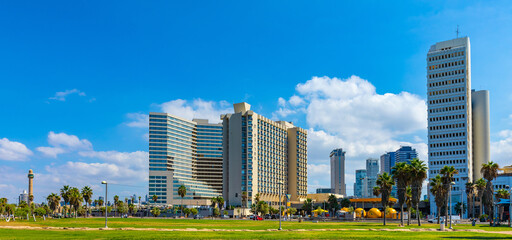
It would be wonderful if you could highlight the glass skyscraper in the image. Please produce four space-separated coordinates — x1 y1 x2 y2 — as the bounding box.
148 113 223 206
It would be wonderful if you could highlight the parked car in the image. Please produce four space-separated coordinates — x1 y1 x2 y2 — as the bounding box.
253 215 263 221
221 215 229 219
194 215 204 219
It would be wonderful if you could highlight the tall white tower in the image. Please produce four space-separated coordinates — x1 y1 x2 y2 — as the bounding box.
427 37 472 216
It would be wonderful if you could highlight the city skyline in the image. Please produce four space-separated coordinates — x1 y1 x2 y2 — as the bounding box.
1 1 512 203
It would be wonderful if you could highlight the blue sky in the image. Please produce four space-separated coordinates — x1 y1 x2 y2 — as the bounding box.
1 1 512 204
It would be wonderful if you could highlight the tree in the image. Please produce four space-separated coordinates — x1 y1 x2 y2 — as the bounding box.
481 161 499 222
465 182 476 218
256 201 269 215
118 201 128 216
241 191 248 217
46 193 61 215
210 197 218 209
34 207 46 217
190 208 198 216
496 189 510 221
286 207 297 216
405 186 412 226
178 185 187 217
327 194 340 216
409 158 427 226
391 162 410 226
151 207 160 217
213 207 220 217
302 198 313 215
113 195 120 217
81 186 93 218
68 187 83 218
216 196 225 211
475 178 486 217
183 208 191 217
340 198 351 208
254 193 261 203
430 175 446 224
441 165 458 226
60 185 70 217
128 203 136 215
376 172 394 226
454 202 466 216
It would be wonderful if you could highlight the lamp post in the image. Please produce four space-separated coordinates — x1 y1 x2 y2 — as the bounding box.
101 181 108 229
449 182 455 229
278 181 283 231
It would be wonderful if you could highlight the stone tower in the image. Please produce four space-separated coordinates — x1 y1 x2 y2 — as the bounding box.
28 169 34 205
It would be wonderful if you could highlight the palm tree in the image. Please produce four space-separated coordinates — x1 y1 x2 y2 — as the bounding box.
46 193 61 214
254 193 261 203
60 185 70 217
114 195 119 217
465 182 475 218
391 162 410 226
430 175 446 224
481 162 499 221
496 189 510 221
441 165 458 226
409 158 427 226
68 187 83 218
216 196 225 211
241 191 248 217
405 186 412 226
178 185 187 217
152 195 158 203
475 178 486 217
375 172 394 226
81 186 93 217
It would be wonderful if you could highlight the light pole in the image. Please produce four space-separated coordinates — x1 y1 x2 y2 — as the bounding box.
278 181 283 231
101 181 108 229
449 182 455 229
507 185 512 228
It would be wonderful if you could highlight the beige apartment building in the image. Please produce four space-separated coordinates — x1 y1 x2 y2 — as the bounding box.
221 102 307 207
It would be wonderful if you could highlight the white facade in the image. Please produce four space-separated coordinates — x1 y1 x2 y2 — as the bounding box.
426 37 490 217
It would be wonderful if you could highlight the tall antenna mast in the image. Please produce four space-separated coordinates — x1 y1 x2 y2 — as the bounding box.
456 25 460 38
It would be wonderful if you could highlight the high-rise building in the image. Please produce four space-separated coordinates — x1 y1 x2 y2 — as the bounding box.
365 158 379 197
330 148 346 196
426 37 490 216
18 190 28 204
380 152 395 174
316 188 332 194
222 102 307 207
395 146 418 164
354 169 367 198
148 113 223 206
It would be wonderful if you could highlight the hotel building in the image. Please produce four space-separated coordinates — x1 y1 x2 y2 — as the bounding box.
148 113 223 206
330 148 346 196
426 37 490 216
221 102 307 207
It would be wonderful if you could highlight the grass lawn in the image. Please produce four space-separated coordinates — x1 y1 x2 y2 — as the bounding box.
1 218 511 239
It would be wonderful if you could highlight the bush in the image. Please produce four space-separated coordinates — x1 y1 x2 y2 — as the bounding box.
183 208 191 217
151 207 161 217
190 208 198 215
213 207 220 217
223 210 228 216
479 214 488 222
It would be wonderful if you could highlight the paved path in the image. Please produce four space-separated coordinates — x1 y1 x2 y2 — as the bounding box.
1 225 511 235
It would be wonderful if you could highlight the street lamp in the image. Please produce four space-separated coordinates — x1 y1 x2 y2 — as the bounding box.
101 181 108 229
278 181 283 231
449 182 455 229
506 185 511 228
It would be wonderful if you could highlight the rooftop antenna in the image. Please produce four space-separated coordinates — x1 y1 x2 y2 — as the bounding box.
456 25 460 38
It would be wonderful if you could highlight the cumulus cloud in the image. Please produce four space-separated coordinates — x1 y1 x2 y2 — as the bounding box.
0 138 33 161
125 113 149 128
276 75 428 194
491 129 512 167
37 131 92 158
159 99 232 123
49 89 86 101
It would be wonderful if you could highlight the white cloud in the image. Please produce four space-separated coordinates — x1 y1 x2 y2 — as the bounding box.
491 129 512 167
35 146 65 158
0 138 33 161
37 132 92 158
49 89 86 101
159 99 232 123
125 113 149 128
277 75 428 196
